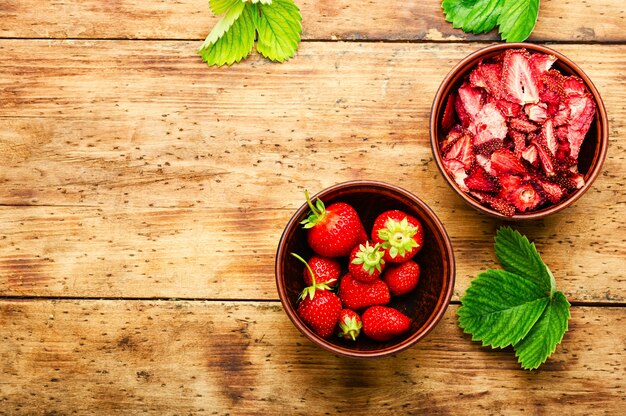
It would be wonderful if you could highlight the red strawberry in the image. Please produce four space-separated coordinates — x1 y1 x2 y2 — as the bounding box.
509 115 539 133
292 252 341 288
362 306 411 342
301 191 367 258
470 102 508 146
490 149 528 176
383 260 420 296
441 92 456 132
470 62 504 98
337 309 362 341
371 210 424 263
297 286 342 339
498 175 543 213
464 165 500 193
471 192 516 217
443 130 474 170
442 159 469 192
338 273 390 311
349 242 386 283
502 49 540 105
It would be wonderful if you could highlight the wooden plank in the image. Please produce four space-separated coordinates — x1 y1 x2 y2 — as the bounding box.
0 41 624 301
1 300 624 414
0 41 623 210
1 0 625 42
1 205 625 302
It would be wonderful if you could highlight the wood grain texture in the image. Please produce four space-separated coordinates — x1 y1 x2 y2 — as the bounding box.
1 0 625 42
1 205 625 302
1 300 624 415
0 41 624 301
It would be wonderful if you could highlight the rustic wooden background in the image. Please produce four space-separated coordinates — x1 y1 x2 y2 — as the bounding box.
1 1 625 414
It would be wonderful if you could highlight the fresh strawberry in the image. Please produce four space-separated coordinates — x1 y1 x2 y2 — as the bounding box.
337 309 362 341
349 242 386 283
362 306 411 342
490 149 528 176
372 210 424 263
441 92 456 132
291 252 341 288
338 273 390 311
300 191 367 258
502 49 540 105
464 165 500 192
297 282 342 339
383 260 420 296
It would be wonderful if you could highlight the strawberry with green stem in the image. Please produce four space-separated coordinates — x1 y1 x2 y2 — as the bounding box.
337 309 362 341
300 190 367 258
372 210 424 263
349 242 386 283
293 254 342 339
292 252 341 288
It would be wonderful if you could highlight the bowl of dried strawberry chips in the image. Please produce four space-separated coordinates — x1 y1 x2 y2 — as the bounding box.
430 43 608 219
275 181 455 358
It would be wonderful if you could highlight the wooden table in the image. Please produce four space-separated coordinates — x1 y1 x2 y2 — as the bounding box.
1 1 625 414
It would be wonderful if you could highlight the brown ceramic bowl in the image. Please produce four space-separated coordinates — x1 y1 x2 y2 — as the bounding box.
275 181 455 358
430 43 608 220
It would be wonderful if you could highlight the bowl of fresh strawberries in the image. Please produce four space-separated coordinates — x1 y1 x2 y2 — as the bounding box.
275 181 455 358
430 43 608 219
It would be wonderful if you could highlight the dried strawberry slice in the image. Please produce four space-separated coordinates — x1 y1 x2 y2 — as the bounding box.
521 144 539 167
509 115 539 133
442 159 469 192
498 174 543 213
471 192 516 217
533 177 565 204
494 98 522 118
471 102 508 146
441 92 456 133
554 170 585 191
439 125 463 152
474 139 504 155
470 62 504 98
539 89 561 106
563 76 586 97
491 149 528 176
540 119 557 156
542 69 566 97
530 52 557 76
475 154 494 175
533 142 556 177
456 82 485 121
509 130 527 156
525 102 548 123
502 49 540 105
464 165 500 192
444 131 474 170
553 103 571 126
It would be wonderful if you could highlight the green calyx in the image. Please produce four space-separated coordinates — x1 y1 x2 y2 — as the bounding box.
377 217 419 259
300 190 327 229
351 242 385 275
291 252 335 301
338 315 362 341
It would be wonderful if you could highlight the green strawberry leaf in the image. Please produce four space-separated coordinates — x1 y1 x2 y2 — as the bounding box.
441 0 539 42
514 291 571 370
497 0 540 42
458 269 549 348
494 226 553 294
200 0 247 50
255 0 302 62
209 0 242 15
199 4 256 67
442 0 503 34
